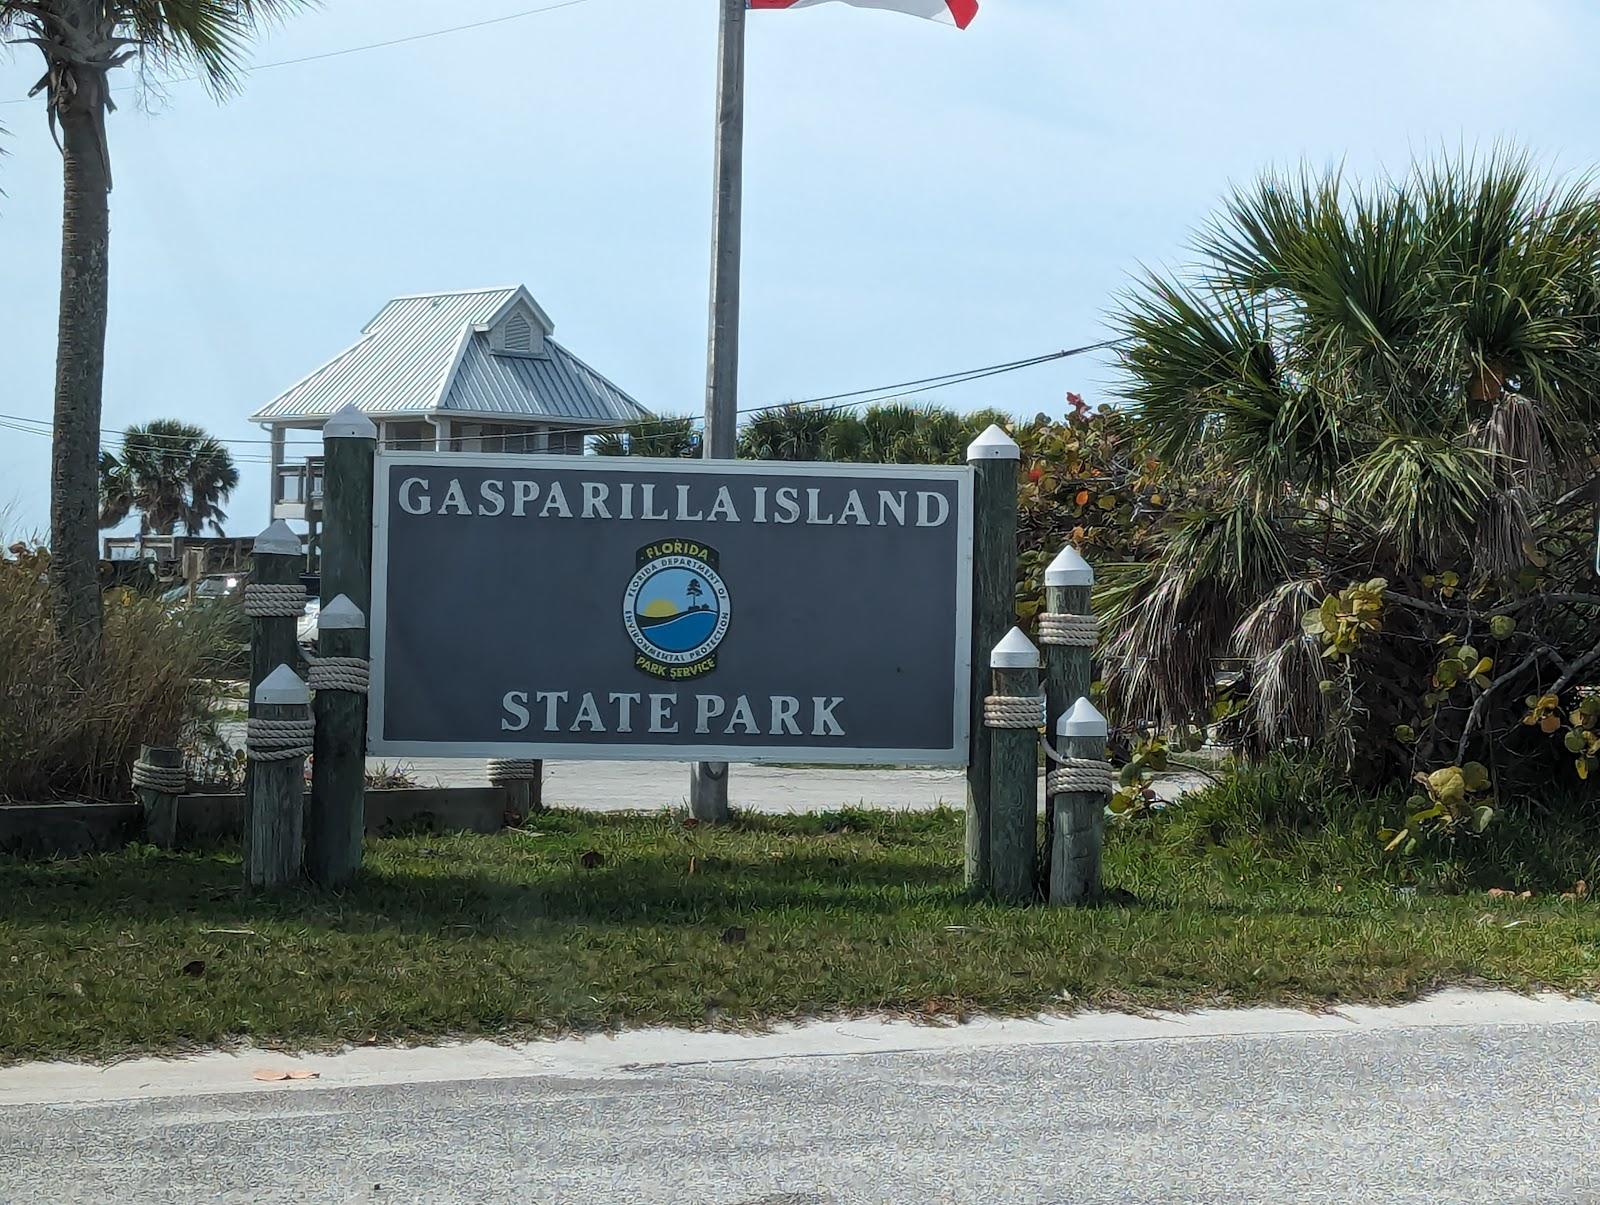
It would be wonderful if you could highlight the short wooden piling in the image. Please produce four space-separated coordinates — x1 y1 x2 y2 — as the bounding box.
1049 698 1111 906
490 760 544 824
1039 546 1095 883
246 665 311 889
965 424 1020 889
987 627 1042 904
308 595 369 888
306 404 376 886
133 744 184 849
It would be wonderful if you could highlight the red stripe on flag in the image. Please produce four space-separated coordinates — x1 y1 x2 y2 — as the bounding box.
944 0 979 28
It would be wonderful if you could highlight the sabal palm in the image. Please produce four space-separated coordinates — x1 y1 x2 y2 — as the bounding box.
1107 150 1600 740
1 0 311 663
592 416 702 458
99 421 239 536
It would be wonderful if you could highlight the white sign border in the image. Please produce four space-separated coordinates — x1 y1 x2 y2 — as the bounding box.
367 452 976 767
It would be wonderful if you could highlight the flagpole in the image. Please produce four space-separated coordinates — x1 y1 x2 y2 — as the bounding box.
691 0 746 823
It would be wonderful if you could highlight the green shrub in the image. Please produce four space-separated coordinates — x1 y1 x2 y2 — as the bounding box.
1130 754 1600 893
0 545 235 802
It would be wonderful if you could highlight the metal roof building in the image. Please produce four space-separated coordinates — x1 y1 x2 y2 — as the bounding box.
253 286 652 524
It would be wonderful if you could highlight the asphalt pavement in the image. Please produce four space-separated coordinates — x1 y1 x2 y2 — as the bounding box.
3 991 1598 1203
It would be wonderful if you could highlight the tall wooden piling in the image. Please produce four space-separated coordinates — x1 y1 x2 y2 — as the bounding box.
965 424 1020 889
987 627 1042 904
1039 545 1095 882
245 521 305 872
306 405 376 887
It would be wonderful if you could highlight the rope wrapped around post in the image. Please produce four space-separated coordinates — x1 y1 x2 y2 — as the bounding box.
246 717 316 762
488 758 544 785
305 655 370 694
1045 758 1115 796
131 758 188 794
1036 611 1099 648
243 582 308 617
983 694 1046 729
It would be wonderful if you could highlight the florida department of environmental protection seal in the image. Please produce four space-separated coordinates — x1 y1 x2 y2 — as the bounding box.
623 540 731 681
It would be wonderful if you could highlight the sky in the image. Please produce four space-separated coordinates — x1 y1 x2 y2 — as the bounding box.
2 0 1599 539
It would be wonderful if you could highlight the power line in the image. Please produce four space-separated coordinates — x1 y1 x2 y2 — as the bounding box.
0 0 602 107
0 338 1122 452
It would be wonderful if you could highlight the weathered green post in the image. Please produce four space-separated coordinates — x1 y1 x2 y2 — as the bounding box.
1038 545 1095 881
305 404 376 887
132 745 184 849
987 627 1043 904
245 520 306 872
246 665 313 889
490 760 544 823
307 595 368 886
965 424 1020 889
1049 698 1112 905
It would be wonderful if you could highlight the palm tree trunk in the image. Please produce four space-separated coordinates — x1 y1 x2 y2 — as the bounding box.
50 99 112 677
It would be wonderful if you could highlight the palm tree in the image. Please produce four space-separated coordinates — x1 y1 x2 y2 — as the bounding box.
592 416 702 458
2 0 311 666
1105 149 1600 786
739 404 834 461
98 420 239 535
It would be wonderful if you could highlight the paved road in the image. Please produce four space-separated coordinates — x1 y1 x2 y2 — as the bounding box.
4 992 1599 1203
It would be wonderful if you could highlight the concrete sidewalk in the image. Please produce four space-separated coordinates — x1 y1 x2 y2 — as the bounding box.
373 759 1205 813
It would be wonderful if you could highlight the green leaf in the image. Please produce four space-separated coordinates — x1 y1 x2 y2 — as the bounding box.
1489 615 1516 640
1473 805 1495 832
1384 827 1411 853
1460 761 1490 792
1565 730 1586 753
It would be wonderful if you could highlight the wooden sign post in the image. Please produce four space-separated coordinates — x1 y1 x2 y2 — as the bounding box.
964 424 1020 889
306 405 376 887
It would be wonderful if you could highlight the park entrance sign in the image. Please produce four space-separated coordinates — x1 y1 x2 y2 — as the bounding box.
369 454 975 764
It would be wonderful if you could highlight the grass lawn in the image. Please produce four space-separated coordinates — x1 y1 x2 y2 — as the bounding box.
3 774 1599 1063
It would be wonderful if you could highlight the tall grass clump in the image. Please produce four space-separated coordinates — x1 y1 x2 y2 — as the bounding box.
0 544 235 802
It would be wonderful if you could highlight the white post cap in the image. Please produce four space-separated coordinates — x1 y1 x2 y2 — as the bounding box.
255 664 309 706
1057 697 1108 739
966 424 1020 462
991 626 1040 669
318 594 366 631
1045 545 1094 587
252 520 302 557
323 403 377 441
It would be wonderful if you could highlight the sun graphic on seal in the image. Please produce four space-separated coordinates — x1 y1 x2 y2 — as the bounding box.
639 598 681 619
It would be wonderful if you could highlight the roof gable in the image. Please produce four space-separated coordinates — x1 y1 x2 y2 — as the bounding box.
250 287 648 425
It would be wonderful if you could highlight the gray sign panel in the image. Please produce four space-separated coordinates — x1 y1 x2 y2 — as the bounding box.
369 454 974 764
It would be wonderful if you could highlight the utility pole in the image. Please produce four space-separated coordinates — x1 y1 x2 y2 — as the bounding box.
691 0 746 823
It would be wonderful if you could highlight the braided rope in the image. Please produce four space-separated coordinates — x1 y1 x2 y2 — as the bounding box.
1046 758 1116 796
306 656 370 694
1037 612 1100 648
489 758 543 785
131 760 187 794
243 583 307 617
246 717 315 762
984 695 1046 730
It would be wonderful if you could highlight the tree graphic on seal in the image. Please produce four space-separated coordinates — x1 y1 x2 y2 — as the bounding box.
686 577 705 612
